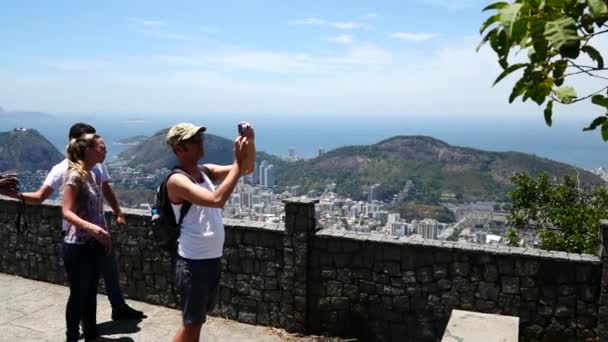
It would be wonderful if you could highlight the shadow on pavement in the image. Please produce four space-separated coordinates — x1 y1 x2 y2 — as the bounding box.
96 317 144 338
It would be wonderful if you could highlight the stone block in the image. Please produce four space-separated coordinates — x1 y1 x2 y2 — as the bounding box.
238 311 257 325
360 280 376 294
483 264 498 283
331 297 349 311
393 296 409 311
416 267 432 283
497 257 515 275
452 277 470 293
433 264 448 279
520 288 539 302
326 280 343 297
477 282 499 301
437 279 451 291
501 276 520 294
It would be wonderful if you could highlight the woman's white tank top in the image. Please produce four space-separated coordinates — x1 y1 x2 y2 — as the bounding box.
171 171 225 259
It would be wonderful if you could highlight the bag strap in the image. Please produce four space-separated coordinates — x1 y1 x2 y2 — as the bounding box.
169 166 209 225
201 165 212 180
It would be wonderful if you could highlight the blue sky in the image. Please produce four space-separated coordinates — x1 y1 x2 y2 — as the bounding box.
0 0 602 120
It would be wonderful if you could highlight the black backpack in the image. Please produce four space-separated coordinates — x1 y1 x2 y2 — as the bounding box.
150 166 210 255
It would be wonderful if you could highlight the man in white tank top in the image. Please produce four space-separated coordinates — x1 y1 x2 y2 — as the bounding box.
165 122 253 342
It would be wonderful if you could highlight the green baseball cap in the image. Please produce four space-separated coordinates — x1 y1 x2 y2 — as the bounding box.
165 123 207 147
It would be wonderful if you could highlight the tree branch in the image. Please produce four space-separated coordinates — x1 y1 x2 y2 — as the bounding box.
564 70 608 80
587 28 608 40
567 64 607 71
565 62 608 80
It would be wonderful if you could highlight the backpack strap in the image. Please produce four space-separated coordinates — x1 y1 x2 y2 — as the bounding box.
169 167 196 225
201 165 212 180
169 165 213 225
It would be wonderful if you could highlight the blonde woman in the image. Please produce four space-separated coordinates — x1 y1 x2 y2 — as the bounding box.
61 133 111 342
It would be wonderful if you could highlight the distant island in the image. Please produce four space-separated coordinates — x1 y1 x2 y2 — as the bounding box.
115 135 148 146
0 106 54 120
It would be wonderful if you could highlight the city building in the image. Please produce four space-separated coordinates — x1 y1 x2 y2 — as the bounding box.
416 219 438 240
368 183 383 202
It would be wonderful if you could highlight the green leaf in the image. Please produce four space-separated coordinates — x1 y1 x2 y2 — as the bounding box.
493 63 528 86
602 121 608 141
581 45 604 69
529 20 548 62
583 116 607 131
529 81 553 105
581 14 595 34
511 17 529 43
552 59 568 86
477 28 497 51
480 14 501 34
589 0 608 20
555 86 577 103
509 78 527 103
544 17 580 57
545 0 569 7
482 1 508 12
544 100 554 126
592 95 608 108
495 30 511 68
500 3 523 38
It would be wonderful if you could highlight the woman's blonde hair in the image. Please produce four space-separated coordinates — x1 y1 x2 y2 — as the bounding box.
66 133 100 179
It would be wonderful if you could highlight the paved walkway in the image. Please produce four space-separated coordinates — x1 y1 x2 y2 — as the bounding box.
0 274 325 342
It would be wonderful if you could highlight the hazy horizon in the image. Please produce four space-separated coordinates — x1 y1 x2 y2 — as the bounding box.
1 112 606 169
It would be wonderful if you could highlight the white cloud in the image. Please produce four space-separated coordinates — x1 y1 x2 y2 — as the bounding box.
292 18 362 30
159 44 390 73
391 32 438 42
200 26 220 34
127 17 192 41
45 60 107 72
127 17 165 28
332 22 361 30
360 13 379 20
292 17 326 25
327 34 354 44
6 35 603 122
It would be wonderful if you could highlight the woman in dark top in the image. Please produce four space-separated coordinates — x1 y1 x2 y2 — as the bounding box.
61 133 111 342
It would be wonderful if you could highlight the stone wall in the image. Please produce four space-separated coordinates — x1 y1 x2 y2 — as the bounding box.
309 231 601 342
0 197 606 342
0 198 297 331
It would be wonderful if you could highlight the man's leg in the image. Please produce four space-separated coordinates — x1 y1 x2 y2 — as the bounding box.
99 251 144 320
100 251 124 308
173 324 203 342
173 257 221 342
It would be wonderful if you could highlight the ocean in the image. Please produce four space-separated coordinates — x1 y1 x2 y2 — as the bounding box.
1 112 606 169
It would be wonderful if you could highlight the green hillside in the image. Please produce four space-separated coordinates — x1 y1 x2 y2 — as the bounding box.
273 136 603 203
115 128 235 171
115 132 603 203
0 128 63 171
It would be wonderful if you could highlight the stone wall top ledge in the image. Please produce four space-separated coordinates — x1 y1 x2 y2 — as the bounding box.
224 218 284 232
315 227 600 264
